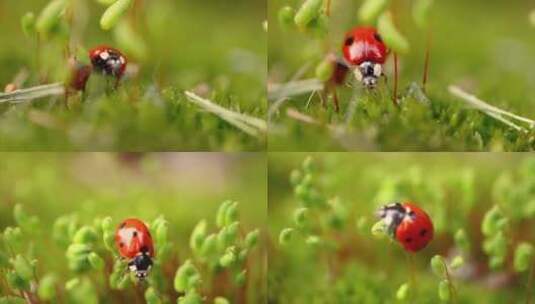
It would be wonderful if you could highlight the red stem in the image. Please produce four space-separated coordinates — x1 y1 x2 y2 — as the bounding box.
422 28 432 93
393 53 399 106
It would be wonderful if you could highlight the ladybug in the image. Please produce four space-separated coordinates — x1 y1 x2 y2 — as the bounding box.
342 26 389 88
88 45 127 79
115 218 155 279
377 202 434 252
67 57 92 92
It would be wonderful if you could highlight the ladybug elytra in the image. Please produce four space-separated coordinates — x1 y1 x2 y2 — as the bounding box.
377 202 434 252
342 26 389 88
115 218 155 279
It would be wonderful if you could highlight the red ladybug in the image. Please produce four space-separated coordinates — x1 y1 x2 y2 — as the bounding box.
377 202 434 252
342 26 388 88
88 45 127 79
115 218 155 279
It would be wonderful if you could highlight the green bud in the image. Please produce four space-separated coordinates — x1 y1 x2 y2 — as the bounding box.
20 12 35 37
413 0 434 28
245 229 260 248
216 200 233 228
289 169 302 186
293 208 309 228
450 256 464 269
279 228 294 245
100 0 133 31
88 252 105 270
430 255 446 278
219 248 236 267
377 11 409 54
38 273 58 300
481 205 503 236
6 270 30 291
358 0 389 24
438 280 450 302
225 202 239 226
226 221 240 243
200 234 218 256
235 270 246 286
177 290 203 304
395 283 409 300
73 226 98 244
103 231 115 251
489 255 505 270
214 297 230 304
305 235 321 246
371 221 386 238
11 255 34 281
113 20 148 60
155 219 168 246
315 58 334 82
66 243 92 258
514 242 534 273
36 0 67 36
190 220 207 252
294 0 323 29
174 260 199 292
145 287 161 304
454 229 470 253
3 227 24 251
96 0 118 6
101 217 113 232
65 278 80 290
278 6 295 30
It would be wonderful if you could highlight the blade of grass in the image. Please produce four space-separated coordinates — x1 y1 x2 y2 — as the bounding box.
448 85 535 129
0 83 65 104
184 91 266 137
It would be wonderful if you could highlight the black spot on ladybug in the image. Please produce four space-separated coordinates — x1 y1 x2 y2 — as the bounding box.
119 242 124 247
405 237 412 243
420 229 427 237
133 231 138 237
345 37 354 46
374 33 383 43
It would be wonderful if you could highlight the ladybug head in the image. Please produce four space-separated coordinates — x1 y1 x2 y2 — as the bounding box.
377 203 413 236
128 251 153 280
354 61 382 89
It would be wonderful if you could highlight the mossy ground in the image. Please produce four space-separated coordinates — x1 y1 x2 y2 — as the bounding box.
268 153 535 303
0 0 266 151
268 0 535 151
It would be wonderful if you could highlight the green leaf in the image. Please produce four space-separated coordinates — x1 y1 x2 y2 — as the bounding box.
514 242 534 272
438 280 450 301
430 255 446 278
377 11 410 54
100 0 133 31
294 0 323 29
38 273 58 300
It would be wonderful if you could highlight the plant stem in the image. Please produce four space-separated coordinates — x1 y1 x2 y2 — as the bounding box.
393 53 399 106
422 28 431 93
406 252 416 301
526 258 535 304
442 259 457 303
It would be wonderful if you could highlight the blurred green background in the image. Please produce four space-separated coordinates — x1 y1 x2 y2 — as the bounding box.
0 0 266 150
268 0 535 151
268 153 535 303
0 152 267 302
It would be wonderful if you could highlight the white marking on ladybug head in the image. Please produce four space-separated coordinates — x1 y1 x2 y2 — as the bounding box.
119 56 125 64
99 51 110 60
353 68 363 82
373 63 382 77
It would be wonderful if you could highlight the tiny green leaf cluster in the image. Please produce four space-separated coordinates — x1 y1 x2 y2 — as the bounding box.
279 157 347 251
